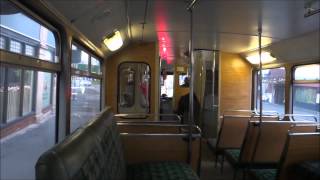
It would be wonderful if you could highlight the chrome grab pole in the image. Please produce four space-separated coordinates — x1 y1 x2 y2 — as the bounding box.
186 0 199 164
258 28 262 123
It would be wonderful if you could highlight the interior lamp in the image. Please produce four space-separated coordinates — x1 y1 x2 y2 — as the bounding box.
103 30 123 51
246 52 276 64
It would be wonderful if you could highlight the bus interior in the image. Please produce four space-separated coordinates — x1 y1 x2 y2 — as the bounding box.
0 0 319 180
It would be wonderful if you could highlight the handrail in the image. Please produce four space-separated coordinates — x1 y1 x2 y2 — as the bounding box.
117 123 202 133
282 114 318 122
117 120 179 124
120 132 201 138
115 113 181 121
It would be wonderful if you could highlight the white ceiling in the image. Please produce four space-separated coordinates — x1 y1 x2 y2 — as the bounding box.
44 0 320 62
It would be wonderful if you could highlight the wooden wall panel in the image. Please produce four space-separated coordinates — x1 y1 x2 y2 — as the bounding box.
105 43 157 113
219 52 252 119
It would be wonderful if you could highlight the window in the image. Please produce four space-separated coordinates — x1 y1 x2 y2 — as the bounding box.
292 64 320 121
256 67 285 116
161 74 174 97
70 42 102 132
0 1 59 179
71 44 89 71
71 76 101 132
10 40 21 53
118 62 151 113
0 36 5 49
25 45 35 57
0 1 58 62
23 70 34 115
91 56 101 74
0 66 57 180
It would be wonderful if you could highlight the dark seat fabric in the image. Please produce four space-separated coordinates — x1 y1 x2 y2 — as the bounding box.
127 162 199 180
250 169 277 180
225 149 240 161
293 160 320 180
36 108 199 180
36 109 126 180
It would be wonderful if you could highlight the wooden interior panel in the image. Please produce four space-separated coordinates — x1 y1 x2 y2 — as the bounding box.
121 135 201 171
219 52 253 127
289 124 318 133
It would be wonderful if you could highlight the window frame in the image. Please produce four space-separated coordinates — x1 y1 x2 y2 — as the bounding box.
0 0 61 129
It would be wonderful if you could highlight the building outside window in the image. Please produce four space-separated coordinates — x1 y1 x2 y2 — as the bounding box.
256 67 286 116
9 40 21 53
25 45 34 56
0 36 5 49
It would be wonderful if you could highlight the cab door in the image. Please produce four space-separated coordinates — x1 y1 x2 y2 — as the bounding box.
118 62 150 113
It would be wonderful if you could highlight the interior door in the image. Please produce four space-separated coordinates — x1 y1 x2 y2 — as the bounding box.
118 62 150 114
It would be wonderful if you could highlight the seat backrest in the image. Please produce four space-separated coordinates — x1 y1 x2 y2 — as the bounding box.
36 128 107 180
251 121 293 163
277 133 320 180
216 115 251 149
84 108 127 180
217 115 279 150
36 107 126 180
239 121 316 164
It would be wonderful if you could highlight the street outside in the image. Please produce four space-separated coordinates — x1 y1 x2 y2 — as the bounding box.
0 85 100 180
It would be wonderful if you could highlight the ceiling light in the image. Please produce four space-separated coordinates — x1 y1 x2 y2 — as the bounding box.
103 31 123 51
246 52 276 64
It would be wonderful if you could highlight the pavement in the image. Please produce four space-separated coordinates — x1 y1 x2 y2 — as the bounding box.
0 86 100 180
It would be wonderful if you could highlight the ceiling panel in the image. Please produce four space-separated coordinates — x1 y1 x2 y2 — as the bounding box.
44 0 319 61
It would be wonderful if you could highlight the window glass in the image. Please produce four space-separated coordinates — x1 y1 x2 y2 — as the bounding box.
23 70 34 115
1 68 56 180
179 74 189 87
293 64 320 121
6 67 22 122
10 40 21 53
91 56 101 74
256 67 285 116
161 74 174 97
294 64 320 81
41 72 52 108
0 36 5 49
0 66 5 124
0 0 58 62
25 45 34 57
71 76 101 131
71 44 89 71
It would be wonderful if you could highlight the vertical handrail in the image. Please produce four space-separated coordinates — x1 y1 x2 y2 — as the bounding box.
187 7 194 165
187 0 199 165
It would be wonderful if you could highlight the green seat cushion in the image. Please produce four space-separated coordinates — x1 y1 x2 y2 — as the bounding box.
250 169 277 180
127 162 199 180
225 149 241 162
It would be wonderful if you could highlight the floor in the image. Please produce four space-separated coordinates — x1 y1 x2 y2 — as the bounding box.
200 140 234 180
